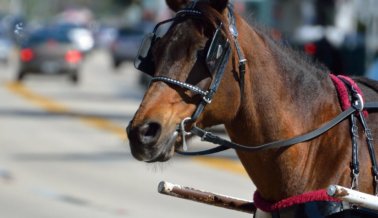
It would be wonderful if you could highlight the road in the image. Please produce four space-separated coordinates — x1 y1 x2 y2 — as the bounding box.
0 50 255 218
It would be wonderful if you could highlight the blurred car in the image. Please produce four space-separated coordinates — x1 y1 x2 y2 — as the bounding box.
93 25 117 49
54 22 95 55
293 25 366 76
17 27 83 83
110 26 145 69
68 27 94 54
0 30 12 64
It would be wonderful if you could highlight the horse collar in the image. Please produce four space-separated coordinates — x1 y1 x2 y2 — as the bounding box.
253 189 342 216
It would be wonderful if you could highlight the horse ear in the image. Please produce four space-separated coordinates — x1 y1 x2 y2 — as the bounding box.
209 0 229 12
166 0 191 12
166 0 229 12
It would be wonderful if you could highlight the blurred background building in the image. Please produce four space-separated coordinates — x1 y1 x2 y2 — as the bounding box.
0 0 378 78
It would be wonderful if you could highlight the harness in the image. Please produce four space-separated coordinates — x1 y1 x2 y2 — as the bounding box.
134 2 378 197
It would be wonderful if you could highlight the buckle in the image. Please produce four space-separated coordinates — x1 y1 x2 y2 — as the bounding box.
179 117 193 151
352 93 364 112
229 24 238 38
202 96 212 104
200 130 209 141
351 170 359 190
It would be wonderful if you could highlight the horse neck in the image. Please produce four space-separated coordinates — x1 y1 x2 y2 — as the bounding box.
225 17 342 201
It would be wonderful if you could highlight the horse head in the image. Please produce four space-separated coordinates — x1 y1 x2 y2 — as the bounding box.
127 0 242 162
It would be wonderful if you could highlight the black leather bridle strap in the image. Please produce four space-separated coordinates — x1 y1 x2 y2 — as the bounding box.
178 102 378 155
350 113 360 190
227 4 247 99
358 110 378 195
176 143 229 155
190 44 232 121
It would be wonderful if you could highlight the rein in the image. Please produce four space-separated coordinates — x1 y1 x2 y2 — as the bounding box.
178 102 378 155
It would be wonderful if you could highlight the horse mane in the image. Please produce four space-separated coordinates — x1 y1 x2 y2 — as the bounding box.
249 19 330 81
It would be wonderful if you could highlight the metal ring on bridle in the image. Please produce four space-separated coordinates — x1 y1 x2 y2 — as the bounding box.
179 117 193 151
180 117 193 136
353 93 364 112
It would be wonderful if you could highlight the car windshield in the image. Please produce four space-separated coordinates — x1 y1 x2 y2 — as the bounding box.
118 28 144 37
24 28 71 46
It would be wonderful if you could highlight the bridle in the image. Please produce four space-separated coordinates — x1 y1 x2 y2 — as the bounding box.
134 2 246 151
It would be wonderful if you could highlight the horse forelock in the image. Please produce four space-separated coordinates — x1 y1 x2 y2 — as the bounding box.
192 3 233 39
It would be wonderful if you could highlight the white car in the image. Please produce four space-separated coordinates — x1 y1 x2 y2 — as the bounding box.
68 27 94 54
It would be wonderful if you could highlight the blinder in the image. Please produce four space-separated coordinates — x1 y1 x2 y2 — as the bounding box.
134 13 229 78
134 19 175 75
206 25 229 75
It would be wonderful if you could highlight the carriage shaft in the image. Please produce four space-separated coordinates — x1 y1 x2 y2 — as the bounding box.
327 185 378 210
158 181 256 214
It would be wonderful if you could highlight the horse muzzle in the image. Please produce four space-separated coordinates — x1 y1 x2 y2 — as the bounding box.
126 120 177 162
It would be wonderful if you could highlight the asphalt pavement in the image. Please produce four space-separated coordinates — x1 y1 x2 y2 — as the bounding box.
0 49 255 218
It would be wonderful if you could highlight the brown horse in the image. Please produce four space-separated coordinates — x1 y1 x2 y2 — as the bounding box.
127 0 378 206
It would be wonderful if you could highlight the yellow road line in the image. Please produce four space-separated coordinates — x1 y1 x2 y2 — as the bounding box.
6 82 70 114
6 82 126 139
193 157 247 175
6 82 246 176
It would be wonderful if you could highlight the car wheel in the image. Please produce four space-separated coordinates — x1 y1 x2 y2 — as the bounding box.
113 59 122 69
16 71 26 82
69 71 79 84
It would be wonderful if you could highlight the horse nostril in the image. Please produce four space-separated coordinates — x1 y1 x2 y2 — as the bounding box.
138 122 161 146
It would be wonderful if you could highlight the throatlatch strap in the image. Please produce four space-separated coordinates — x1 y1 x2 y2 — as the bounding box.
228 4 247 100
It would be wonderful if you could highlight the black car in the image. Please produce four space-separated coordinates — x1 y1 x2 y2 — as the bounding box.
17 27 83 83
